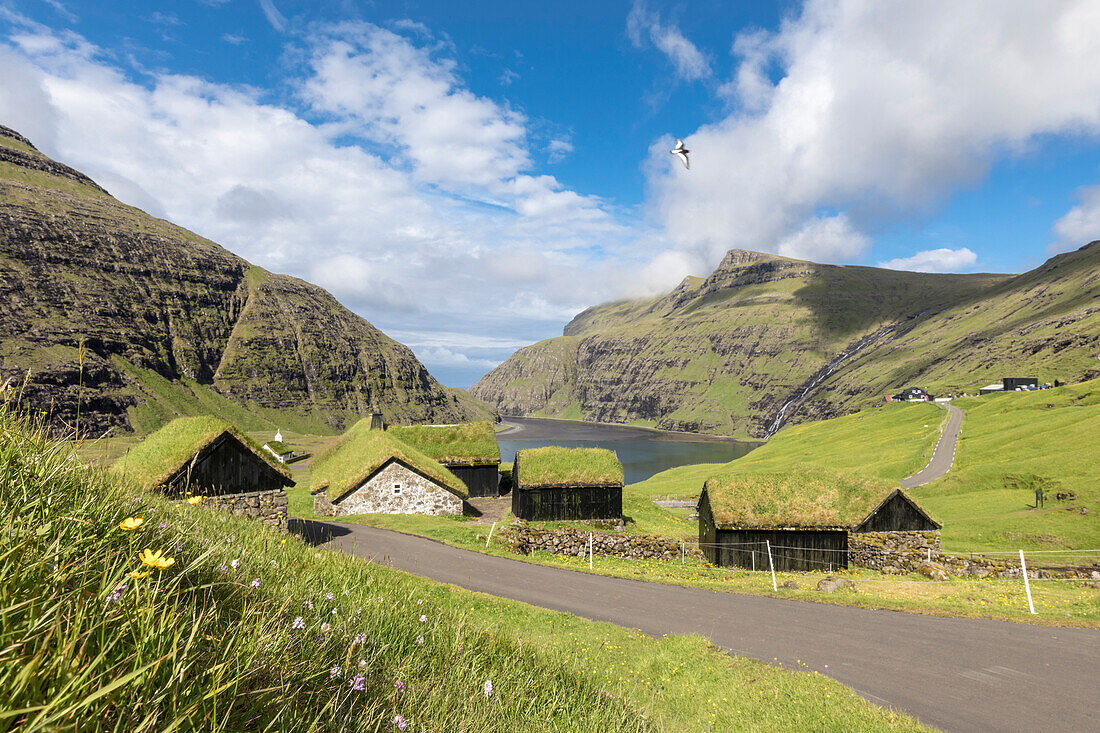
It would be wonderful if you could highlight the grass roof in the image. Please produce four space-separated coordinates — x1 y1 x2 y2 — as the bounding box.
701 469 909 529
387 421 500 465
112 415 290 490
310 420 468 500
515 447 623 488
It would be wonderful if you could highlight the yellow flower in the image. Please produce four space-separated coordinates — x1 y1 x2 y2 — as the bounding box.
187 496 203 505
139 548 176 570
129 569 151 580
118 517 144 531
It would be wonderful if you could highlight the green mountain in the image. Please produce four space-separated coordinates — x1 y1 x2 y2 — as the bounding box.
471 246 1100 438
0 124 493 435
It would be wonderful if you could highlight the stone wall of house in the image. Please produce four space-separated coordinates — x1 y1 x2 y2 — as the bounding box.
501 524 705 561
315 462 462 517
205 488 288 530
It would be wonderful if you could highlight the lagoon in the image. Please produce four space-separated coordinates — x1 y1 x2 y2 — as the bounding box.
497 417 757 485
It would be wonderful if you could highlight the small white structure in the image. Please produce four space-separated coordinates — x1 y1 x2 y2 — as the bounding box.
274 429 283 443
318 459 463 516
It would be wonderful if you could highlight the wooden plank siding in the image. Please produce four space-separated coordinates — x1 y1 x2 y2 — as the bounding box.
512 485 623 521
856 491 940 532
449 464 500 497
167 433 292 497
713 528 848 571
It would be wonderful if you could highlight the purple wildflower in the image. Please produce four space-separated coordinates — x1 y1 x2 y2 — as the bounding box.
291 616 305 630
230 559 239 569
419 614 427 623
349 672 366 691
392 715 407 731
331 608 338 615
354 633 367 645
303 599 314 610
325 591 334 600
394 679 405 693
103 582 126 609
483 679 493 698
321 622 331 634
314 632 325 644
415 635 424 646
250 578 261 589
330 666 342 679
218 564 228 574
416 599 423 605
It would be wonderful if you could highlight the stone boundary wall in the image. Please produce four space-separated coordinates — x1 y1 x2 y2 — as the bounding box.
850 531 1098 579
501 524 704 561
205 488 288 530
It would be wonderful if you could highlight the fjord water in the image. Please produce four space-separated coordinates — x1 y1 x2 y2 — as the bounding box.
497 417 757 485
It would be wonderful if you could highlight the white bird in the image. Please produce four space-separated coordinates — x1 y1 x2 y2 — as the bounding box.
670 138 690 169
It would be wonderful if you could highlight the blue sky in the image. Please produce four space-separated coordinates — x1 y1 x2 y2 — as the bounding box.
1 0 1099 387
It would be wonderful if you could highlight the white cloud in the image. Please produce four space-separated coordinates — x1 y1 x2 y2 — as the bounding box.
1051 184 1100 252
257 0 286 32
877 247 978 273
649 0 1100 269
0 21 653 384
222 33 248 45
546 137 573 163
627 1 711 81
776 214 870 262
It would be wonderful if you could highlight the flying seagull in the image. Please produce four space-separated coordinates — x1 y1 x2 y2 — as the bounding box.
670 138 690 169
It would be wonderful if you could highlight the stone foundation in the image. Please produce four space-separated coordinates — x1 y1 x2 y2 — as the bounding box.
204 488 288 530
315 461 462 517
501 524 704 561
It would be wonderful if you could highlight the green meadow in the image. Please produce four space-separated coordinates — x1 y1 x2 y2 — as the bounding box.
3 405 935 732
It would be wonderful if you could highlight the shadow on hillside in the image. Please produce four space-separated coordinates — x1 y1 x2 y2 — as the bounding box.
289 518 352 546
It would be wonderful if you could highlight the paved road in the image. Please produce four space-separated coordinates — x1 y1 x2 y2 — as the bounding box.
902 404 964 488
301 521 1100 733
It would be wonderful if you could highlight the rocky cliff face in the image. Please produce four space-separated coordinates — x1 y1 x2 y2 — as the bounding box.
0 125 492 434
474 244 1100 438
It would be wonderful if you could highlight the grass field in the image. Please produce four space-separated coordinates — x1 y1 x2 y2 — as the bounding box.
5 406 933 732
76 382 1100 629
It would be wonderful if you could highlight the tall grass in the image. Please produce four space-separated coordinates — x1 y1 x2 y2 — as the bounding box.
0 402 646 732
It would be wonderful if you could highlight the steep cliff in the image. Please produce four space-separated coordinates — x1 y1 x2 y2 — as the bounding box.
473 246 1100 438
0 125 492 435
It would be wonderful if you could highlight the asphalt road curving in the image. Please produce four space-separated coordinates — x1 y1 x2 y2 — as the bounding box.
902 404 964 489
298 520 1100 733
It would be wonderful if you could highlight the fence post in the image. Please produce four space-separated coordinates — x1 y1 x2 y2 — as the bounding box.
589 532 593 570
485 521 496 548
680 540 684 565
1019 550 1036 615
765 540 777 591
752 550 755 572
926 547 931 564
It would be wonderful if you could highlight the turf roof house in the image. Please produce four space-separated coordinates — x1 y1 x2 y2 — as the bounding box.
387 422 501 497
311 420 468 516
697 470 940 572
112 416 293 527
512 447 623 521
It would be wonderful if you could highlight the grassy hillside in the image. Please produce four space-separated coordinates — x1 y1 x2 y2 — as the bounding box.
0 124 492 436
473 244 1098 439
634 381 1100 559
1 405 931 731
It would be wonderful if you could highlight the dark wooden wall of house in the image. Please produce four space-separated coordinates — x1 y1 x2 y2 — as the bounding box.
512 485 622 521
712 529 848 571
697 491 718 564
856 493 939 532
450 464 500 497
167 436 288 497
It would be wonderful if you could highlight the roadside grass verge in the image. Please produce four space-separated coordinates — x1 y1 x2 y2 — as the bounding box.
8 405 930 731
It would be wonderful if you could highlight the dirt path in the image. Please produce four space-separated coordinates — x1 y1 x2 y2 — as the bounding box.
901 404 964 488
299 520 1100 733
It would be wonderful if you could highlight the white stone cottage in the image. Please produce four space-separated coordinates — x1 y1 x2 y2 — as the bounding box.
311 422 467 517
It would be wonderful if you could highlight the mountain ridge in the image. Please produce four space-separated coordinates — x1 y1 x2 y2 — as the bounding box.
0 125 493 435
472 243 1099 438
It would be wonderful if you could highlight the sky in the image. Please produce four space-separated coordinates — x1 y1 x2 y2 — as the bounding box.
1 1 1099 388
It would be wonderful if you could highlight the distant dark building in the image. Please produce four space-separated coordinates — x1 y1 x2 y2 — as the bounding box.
885 387 933 402
697 470 940 572
512 447 623 521
1003 377 1038 391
